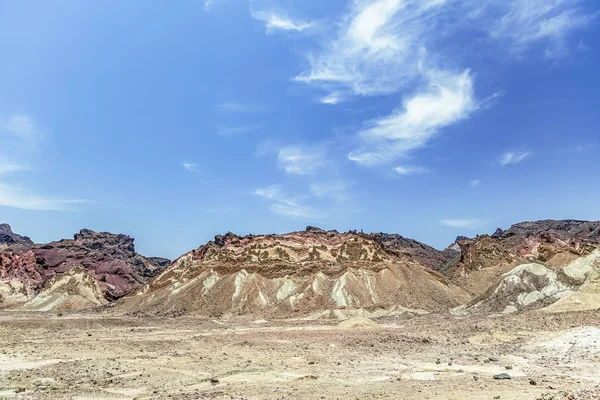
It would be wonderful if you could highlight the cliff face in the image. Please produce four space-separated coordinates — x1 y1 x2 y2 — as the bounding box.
369 232 460 272
119 228 468 317
448 220 600 296
0 225 170 307
0 223 34 252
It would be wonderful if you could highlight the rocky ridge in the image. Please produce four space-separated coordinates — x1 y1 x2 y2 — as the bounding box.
0 225 170 307
448 220 600 296
120 227 468 317
0 223 34 252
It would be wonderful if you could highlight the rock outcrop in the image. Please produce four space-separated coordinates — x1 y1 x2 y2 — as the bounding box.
468 249 600 314
369 233 460 272
448 220 600 296
0 223 34 252
32 229 168 299
0 251 43 307
119 228 468 317
0 224 170 308
22 266 108 311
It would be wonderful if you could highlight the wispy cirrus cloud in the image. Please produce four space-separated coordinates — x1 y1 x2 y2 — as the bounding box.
319 92 345 105
0 183 86 211
0 113 93 212
441 219 483 229
251 10 313 33
499 151 531 166
0 114 42 140
293 0 435 97
286 0 595 168
309 181 353 203
469 179 481 188
348 70 477 165
492 0 594 58
394 165 427 175
253 185 321 219
182 162 199 172
0 162 25 176
277 146 327 175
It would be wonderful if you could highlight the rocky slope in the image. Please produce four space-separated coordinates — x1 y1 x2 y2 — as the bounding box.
369 232 460 271
467 249 600 314
448 220 600 296
0 224 170 308
0 223 34 252
120 227 468 317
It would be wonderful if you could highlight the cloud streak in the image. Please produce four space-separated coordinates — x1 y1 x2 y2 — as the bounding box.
441 219 482 229
492 0 593 57
254 185 321 219
251 11 312 33
0 183 86 211
499 151 530 166
394 165 426 175
277 146 327 175
349 70 476 165
182 162 199 172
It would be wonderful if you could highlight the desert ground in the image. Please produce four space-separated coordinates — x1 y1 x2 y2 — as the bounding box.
1 310 599 400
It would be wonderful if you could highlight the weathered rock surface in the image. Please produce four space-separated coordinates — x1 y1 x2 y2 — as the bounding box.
467 249 600 314
32 229 168 299
0 223 34 252
0 251 43 307
369 232 460 272
120 228 468 317
448 220 600 296
0 224 170 308
22 266 108 311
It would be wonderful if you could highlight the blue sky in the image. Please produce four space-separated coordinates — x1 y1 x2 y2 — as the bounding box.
1 0 599 258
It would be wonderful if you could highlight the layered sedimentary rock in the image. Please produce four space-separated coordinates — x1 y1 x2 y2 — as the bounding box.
120 228 468 317
0 224 170 308
0 223 34 252
468 249 600 314
448 220 600 296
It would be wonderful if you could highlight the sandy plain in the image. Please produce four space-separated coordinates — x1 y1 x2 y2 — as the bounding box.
0 310 599 400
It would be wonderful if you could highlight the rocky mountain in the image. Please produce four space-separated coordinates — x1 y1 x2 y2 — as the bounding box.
119 227 468 317
3 219 600 316
0 223 34 252
467 249 600 314
0 224 170 308
369 232 461 272
448 220 600 296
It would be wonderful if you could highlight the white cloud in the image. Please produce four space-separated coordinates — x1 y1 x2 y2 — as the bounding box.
469 179 481 188
309 182 352 203
349 70 476 165
0 183 85 211
319 92 345 105
441 219 482 229
182 162 199 172
0 114 41 140
252 11 312 33
394 165 426 175
278 146 327 175
499 151 530 166
0 162 24 175
253 185 321 219
203 0 222 12
293 0 457 97
492 0 592 57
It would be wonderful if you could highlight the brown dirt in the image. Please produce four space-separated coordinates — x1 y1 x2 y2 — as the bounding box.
1 310 599 399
